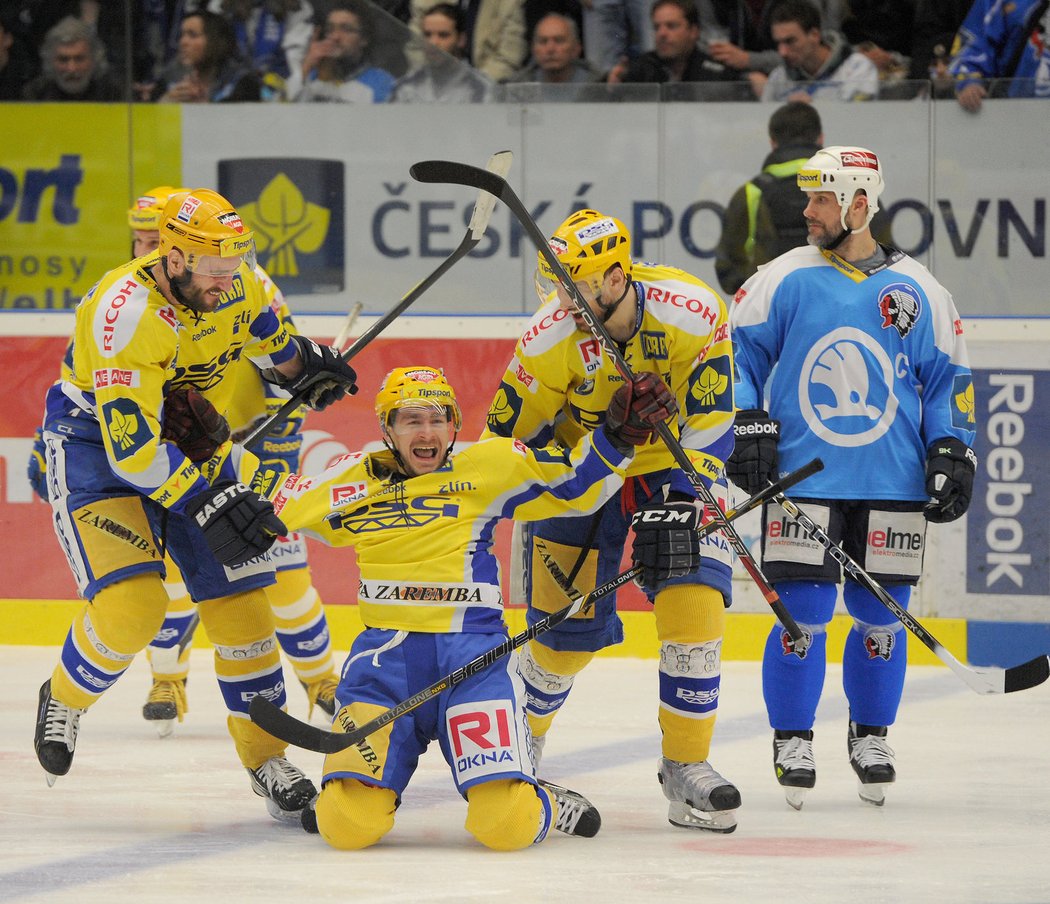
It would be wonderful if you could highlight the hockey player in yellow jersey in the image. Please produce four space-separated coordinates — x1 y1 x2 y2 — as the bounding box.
194 364 693 849
483 209 741 832
33 188 358 823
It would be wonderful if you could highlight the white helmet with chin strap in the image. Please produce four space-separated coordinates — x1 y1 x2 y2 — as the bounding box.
797 146 884 232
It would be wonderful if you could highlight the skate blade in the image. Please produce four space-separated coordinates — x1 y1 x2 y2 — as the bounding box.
784 787 808 810
154 719 176 739
857 781 888 807
261 795 310 825
44 771 58 788
667 801 737 833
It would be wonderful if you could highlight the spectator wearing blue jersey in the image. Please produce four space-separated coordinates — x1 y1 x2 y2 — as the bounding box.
728 146 977 811
290 0 396 101
948 0 1050 112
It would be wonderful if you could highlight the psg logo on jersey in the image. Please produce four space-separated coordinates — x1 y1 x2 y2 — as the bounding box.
877 283 922 339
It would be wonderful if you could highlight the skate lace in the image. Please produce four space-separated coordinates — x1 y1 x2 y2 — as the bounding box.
850 733 895 769
542 782 588 834
665 759 729 798
148 679 188 717
776 736 815 772
43 697 84 750
255 756 308 793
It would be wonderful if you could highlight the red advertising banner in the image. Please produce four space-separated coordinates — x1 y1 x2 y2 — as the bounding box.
0 334 649 610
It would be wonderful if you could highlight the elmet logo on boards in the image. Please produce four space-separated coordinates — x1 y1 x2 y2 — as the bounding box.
218 159 345 294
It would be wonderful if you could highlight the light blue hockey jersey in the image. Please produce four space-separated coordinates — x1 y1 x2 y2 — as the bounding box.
731 245 976 500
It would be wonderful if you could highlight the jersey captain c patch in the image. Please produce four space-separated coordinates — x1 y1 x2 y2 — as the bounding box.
100 398 153 460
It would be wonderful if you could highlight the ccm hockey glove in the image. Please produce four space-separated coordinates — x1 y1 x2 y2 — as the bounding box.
161 386 231 462
725 408 780 495
605 372 678 453
630 501 701 592
185 483 286 567
285 334 359 411
924 437 977 523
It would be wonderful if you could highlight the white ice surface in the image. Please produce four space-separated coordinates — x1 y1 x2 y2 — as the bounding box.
3 647 1049 903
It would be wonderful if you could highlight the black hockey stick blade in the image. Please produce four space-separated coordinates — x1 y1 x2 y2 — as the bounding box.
1003 655 1050 693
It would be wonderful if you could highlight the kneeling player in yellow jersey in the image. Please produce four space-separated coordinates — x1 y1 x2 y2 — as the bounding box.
33 188 357 823
183 365 694 849
484 209 740 832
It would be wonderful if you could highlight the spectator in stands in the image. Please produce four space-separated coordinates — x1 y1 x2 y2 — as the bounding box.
714 101 823 295
291 0 396 101
761 0 878 102
154 10 262 101
577 0 650 76
506 10 599 83
409 0 527 82
607 0 750 96
206 0 317 99
390 2 491 100
0 11 35 100
22 15 125 101
948 0 1050 112
696 0 847 96
841 0 915 98
906 0 971 99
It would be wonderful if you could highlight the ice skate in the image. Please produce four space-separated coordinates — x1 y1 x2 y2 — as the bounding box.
848 722 895 806
248 756 318 823
34 680 85 787
657 757 741 833
301 798 319 834
142 678 188 738
773 730 816 810
301 676 339 719
540 780 601 838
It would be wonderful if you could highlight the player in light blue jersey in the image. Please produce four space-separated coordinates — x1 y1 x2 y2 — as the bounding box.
728 146 977 809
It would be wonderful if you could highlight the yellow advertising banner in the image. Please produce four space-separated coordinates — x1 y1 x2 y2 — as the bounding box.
0 103 181 309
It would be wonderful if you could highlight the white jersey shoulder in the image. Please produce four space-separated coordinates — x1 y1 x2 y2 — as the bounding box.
731 246 823 326
635 262 725 338
89 270 174 360
516 297 578 358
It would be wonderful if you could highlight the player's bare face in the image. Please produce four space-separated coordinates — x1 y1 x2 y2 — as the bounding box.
133 230 160 257
389 407 454 476
179 257 239 313
556 276 604 330
803 191 846 248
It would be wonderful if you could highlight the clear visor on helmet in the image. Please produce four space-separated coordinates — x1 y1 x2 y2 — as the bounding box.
534 257 603 306
185 235 257 278
386 402 454 436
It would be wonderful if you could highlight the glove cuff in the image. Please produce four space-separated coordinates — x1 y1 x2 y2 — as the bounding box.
733 408 779 439
928 436 977 472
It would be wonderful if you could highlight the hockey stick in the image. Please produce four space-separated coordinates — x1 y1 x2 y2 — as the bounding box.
332 300 365 353
248 540 628 754
543 458 823 606
247 462 822 754
770 490 1050 695
241 151 513 448
409 159 804 644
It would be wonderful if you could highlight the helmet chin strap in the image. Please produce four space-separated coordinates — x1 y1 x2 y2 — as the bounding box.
594 278 634 323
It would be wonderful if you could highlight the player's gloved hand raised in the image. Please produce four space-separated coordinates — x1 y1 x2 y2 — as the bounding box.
630 500 701 592
161 386 231 462
923 437 977 523
184 483 286 567
725 408 779 495
604 372 677 453
286 334 358 411
27 428 47 501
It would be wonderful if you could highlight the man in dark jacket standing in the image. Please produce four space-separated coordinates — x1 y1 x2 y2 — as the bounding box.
714 101 822 295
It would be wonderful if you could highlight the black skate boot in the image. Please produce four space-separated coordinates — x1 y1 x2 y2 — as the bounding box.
34 680 85 787
540 780 602 837
248 756 318 823
848 722 896 806
773 730 816 810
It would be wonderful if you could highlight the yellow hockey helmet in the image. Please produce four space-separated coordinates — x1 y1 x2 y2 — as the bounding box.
797 146 884 229
375 366 463 434
158 188 256 274
536 209 633 297
127 186 189 231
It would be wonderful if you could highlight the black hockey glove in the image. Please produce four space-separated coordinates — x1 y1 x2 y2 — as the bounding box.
27 428 47 501
184 483 286 567
923 437 977 523
285 334 359 411
161 386 231 462
630 500 701 593
605 372 678 453
725 408 780 495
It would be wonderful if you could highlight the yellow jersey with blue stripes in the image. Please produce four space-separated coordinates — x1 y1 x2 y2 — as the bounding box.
44 254 296 512
483 262 735 493
271 430 631 633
